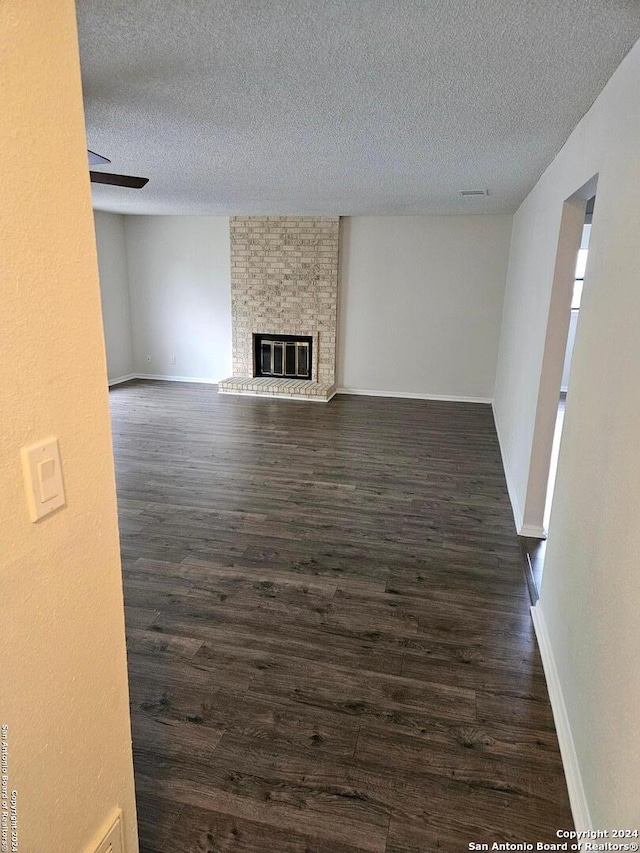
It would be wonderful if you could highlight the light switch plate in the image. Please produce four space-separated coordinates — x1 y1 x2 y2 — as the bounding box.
21 438 66 521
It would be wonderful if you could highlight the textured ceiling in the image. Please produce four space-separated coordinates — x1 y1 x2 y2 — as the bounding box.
77 1 640 215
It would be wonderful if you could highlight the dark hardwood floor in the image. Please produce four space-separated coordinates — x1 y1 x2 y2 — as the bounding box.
110 380 573 852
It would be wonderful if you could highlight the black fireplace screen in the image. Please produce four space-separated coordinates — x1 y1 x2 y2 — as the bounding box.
253 334 313 380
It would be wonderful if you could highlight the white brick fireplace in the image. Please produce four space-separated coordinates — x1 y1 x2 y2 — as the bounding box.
218 216 339 401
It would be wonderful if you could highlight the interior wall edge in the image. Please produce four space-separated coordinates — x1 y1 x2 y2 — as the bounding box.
94 209 135 381
491 402 524 533
521 191 592 532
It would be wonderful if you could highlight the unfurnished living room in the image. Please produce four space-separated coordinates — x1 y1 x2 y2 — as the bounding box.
3 2 640 852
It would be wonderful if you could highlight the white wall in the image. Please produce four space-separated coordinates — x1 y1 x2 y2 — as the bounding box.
125 215 232 381
0 1 138 850
94 211 134 382
337 215 512 400
493 41 640 828
96 213 510 397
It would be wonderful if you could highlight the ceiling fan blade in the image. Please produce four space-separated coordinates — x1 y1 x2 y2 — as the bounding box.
88 149 111 166
90 171 149 189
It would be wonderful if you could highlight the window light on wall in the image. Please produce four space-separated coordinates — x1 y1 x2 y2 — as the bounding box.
572 223 591 310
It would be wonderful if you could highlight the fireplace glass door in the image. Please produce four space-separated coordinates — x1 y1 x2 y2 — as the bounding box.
259 339 310 379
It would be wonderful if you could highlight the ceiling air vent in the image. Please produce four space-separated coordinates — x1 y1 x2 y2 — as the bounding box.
461 189 489 197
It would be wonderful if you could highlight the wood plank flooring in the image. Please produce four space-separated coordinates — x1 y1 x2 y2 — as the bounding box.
109 380 573 852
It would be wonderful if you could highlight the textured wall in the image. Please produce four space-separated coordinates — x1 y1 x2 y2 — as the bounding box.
0 1 138 850
229 216 339 386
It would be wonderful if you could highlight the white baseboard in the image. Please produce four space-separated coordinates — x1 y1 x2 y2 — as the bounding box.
520 524 547 539
531 603 592 832
134 373 219 384
107 373 137 386
336 388 492 404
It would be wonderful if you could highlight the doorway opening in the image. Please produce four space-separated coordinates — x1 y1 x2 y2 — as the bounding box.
522 180 597 601
543 197 594 531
